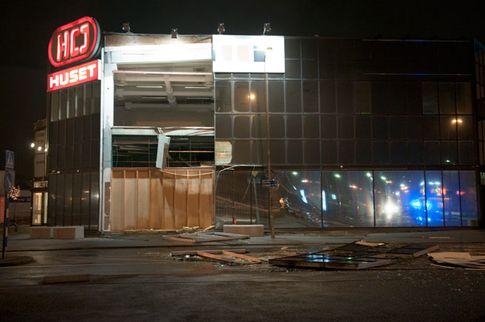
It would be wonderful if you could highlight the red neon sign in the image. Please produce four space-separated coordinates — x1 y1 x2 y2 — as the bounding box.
48 16 100 68
47 60 101 92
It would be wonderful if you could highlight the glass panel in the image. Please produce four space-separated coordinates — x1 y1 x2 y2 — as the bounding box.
425 171 444 227
234 116 251 138
268 81 284 112
302 81 318 112
443 171 461 226
273 170 321 227
374 171 426 227
234 81 250 112
303 116 319 138
460 171 478 226
422 82 438 114
322 171 374 227
456 82 472 114
250 80 266 113
215 80 232 112
438 82 455 114
286 81 302 113
320 80 336 113
215 170 268 227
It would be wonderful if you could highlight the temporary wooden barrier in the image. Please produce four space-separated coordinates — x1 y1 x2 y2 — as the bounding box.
110 168 214 232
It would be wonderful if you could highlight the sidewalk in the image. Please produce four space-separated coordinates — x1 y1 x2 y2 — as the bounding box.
6 229 485 252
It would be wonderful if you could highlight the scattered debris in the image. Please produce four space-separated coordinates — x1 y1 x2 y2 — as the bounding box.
165 231 249 244
170 249 247 257
269 242 438 270
428 252 485 270
170 248 261 265
175 226 201 233
355 240 385 247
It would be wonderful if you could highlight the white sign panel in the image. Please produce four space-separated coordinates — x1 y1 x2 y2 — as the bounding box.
212 35 285 73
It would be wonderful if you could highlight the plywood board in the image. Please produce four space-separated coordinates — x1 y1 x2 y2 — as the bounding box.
110 168 215 232
186 169 200 227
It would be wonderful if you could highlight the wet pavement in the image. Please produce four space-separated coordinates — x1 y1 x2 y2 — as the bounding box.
1 230 485 321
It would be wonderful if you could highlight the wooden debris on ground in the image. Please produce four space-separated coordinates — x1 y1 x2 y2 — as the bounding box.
170 249 247 257
428 252 485 270
164 231 250 243
170 248 261 265
269 241 439 270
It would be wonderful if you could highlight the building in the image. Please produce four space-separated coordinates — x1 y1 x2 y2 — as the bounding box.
31 118 48 225
44 16 484 233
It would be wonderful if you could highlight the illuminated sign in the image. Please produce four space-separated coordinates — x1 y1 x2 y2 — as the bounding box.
47 60 101 92
212 35 285 73
48 16 101 68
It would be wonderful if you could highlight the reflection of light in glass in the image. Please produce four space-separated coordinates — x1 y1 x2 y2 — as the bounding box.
445 159 451 163
292 185 297 190
419 181 424 186
349 184 358 189
451 118 463 125
334 173 341 179
248 93 256 101
383 198 399 219
399 183 408 191
292 171 298 176
380 176 387 181
299 189 308 204
331 194 337 200
410 199 422 209
321 190 327 211
301 179 309 183
366 172 372 178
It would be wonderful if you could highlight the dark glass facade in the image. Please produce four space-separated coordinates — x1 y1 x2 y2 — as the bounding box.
47 82 100 231
215 37 480 228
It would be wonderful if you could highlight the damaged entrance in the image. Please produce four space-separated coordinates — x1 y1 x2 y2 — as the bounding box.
105 35 215 231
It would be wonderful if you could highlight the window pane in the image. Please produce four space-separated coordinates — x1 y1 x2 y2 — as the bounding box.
269 81 284 112
375 171 426 227
456 82 472 114
234 82 250 112
215 80 232 112
302 81 318 112
320 80 336 113
286 81 302 112
460 171 478 226
234 116 251 138
250 81 266 113
443 171 461 226
422 82 438 114
273 170 321 227
425 171 444 227
322 171 374 227
438 82 455 114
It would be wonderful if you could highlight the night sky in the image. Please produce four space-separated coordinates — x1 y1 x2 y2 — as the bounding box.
1 0 485 186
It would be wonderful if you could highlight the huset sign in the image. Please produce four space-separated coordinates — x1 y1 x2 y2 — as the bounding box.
47 60 101 92
48 16 101 68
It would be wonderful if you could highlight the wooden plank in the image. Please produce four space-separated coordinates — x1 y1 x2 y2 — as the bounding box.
165 236 196 243
186 169 200 227
124 170 137 230
110 170 124 231
173 169 188 229
199 170 214 228
196 251 236 264
137 170 150 229
149 169 163 229
162 171 175 229
222 250 262 264
170 249 248 256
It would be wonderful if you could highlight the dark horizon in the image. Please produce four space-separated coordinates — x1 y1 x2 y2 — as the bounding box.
2 0 485 185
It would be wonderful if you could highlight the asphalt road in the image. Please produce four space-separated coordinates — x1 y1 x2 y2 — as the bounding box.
1 246 485 321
